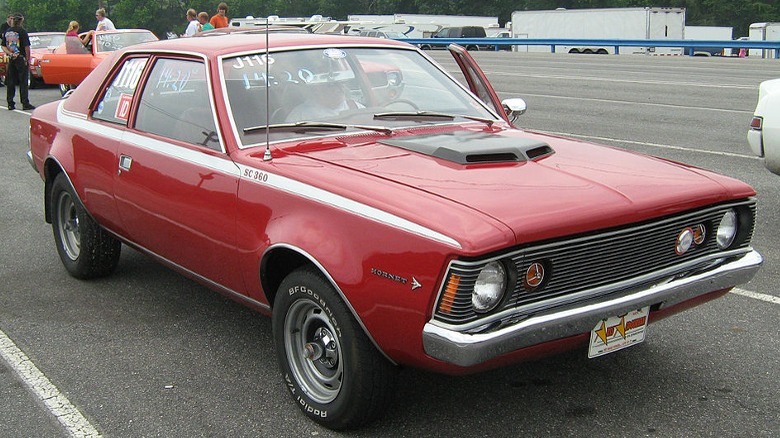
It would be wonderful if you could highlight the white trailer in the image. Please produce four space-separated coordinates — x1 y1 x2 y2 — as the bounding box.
684 26 733 56
748 23 780 58
348 14 499 38
510 7 686 55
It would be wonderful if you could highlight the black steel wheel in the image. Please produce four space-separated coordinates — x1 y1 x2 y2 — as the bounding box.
272 266 396 430
50 173 121 279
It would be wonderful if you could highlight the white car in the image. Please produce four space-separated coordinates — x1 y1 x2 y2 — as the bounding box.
749 78 780 174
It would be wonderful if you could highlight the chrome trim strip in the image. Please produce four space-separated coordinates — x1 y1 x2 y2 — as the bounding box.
118 237 271 313
26 150 37 172
436 248 751 332
422 250 762 367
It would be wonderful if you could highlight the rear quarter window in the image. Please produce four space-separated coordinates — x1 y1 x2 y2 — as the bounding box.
93 56 149 125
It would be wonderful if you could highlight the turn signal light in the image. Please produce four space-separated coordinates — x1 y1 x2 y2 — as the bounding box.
438 274 460 314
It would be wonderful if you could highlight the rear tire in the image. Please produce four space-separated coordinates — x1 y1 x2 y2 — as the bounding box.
50 173 121 279
272 267 396 430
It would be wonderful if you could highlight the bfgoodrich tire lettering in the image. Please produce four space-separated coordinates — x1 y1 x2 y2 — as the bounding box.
272 267 396 430
50 173 121 279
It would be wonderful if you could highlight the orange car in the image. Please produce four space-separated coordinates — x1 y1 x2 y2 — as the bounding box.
40 29 157 94
0 31 65 88
28 32 66 88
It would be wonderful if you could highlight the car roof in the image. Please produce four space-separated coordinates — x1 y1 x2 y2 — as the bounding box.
125 33 413 57
194 25 310 36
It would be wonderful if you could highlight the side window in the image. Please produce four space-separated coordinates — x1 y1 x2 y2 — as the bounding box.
135 58 220 151
93 57 148 125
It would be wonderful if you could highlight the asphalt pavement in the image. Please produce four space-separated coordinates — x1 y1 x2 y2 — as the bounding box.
1 52 778 437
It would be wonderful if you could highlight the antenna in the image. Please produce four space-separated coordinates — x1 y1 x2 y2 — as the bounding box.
263 17 272 161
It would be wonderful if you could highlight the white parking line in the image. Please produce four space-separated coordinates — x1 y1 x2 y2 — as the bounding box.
514 92 753 114
731 288 780 305
3 104 34 113
539 130 760 160
0 329 101 437
487 70 759 90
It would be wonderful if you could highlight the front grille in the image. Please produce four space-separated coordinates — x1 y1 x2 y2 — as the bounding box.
434 199 756 325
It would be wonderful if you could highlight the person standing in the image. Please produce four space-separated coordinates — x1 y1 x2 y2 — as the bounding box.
184 9 199 36
198 12 214 32
95 8 116 31
0 14 12 87
209 3 229 29
1 14 34 110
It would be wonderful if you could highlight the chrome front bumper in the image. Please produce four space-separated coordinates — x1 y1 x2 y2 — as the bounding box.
422 250 762 367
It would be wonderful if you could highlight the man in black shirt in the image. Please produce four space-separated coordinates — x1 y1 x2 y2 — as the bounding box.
0 14 12 87
1 14 34 110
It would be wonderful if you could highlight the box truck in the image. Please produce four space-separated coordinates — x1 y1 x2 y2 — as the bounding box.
684 26 733 56
510 7 685 55
748 23 780 58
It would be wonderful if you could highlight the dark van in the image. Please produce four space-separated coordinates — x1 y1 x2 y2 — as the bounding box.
420 26 487 50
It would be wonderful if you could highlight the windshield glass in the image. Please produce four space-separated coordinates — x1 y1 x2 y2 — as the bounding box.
30 33 65 50
94 31 157 53
221 47 496 147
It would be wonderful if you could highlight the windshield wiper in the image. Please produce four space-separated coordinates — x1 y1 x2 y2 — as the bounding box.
373 111 495 127
243 121 392 135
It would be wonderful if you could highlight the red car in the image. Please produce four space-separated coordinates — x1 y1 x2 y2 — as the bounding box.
27 34 761 429
39 29 157 94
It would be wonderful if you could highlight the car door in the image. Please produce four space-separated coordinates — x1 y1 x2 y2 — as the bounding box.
81 55 150 234
447 44 509 122
113 55 243 292
40 34 97 86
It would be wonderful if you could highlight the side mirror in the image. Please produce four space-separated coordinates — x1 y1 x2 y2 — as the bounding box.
502 98 527 123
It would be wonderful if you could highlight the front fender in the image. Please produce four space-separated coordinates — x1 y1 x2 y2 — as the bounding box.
238 190 455 367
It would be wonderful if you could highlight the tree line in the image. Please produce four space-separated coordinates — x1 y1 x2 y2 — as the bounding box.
2 0 778 41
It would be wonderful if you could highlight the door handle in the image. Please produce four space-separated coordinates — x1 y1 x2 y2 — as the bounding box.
118 155 132 173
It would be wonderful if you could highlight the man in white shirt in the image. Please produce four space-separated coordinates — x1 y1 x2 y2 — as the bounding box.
95 8 115 31
184 9 199 37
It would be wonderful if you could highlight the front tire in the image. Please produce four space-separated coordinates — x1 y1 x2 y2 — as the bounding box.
50 173 121 279
272 267 396 430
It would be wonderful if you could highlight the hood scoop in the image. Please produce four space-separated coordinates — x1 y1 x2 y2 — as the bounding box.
379 131 553 164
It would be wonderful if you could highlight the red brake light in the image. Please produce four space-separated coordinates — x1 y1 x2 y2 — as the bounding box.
750 116 763 130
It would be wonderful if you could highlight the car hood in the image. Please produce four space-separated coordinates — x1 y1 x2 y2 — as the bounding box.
281 127 755 249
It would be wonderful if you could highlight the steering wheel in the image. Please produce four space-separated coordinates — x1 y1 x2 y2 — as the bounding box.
384 99 420 111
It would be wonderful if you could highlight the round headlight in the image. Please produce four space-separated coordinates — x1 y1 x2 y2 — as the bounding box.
472 261 507 313
717 210 738 249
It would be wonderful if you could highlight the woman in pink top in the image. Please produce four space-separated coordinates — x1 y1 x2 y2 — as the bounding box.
65 21 90 50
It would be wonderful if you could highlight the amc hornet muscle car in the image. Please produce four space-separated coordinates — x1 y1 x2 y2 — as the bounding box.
27 33 762 429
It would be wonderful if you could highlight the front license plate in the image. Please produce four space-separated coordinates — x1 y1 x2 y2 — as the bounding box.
588 307 649 358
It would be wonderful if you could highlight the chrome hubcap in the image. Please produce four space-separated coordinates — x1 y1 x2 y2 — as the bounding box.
56 191 80 260
284 300 343 403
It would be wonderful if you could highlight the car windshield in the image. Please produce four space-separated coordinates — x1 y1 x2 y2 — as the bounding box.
222 47 497 148
94 31 157 53
30 33 65 49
